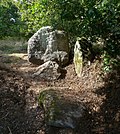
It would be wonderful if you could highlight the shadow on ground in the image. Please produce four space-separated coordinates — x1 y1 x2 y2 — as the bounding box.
0 63 92 134
1 54 120 134
92 66 120 133
0 63 45 134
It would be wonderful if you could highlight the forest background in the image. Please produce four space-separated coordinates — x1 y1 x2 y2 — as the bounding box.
0 0 120 71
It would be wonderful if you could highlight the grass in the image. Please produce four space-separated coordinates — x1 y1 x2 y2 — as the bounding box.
0 38 27 54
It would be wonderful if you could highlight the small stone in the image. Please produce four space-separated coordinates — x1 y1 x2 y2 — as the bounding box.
33 61 65 81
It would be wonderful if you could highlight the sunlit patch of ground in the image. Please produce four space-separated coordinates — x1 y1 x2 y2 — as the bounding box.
0 53 38 75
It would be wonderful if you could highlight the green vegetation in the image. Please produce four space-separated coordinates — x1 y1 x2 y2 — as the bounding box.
0 0 24 38
0 0 120 72
0 38 27 54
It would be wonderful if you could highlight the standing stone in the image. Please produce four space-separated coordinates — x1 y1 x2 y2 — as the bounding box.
74 38 94 77
28 26 69 66
77 37 94 63
73 40 83 77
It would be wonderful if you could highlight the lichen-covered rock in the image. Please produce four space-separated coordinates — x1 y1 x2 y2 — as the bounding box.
73 40 83 77
33 61 64 81
28 26 69 66
74 38 94 77
38 88 86 129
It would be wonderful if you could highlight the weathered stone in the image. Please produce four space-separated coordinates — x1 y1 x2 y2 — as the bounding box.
74 38 94 77
28 26 69 66
73 40 83 77
33 61 63 81
38 88 86 129
78 38 94 63
41 51 69 66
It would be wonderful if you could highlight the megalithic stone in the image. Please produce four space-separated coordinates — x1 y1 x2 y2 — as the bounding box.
27 26 69 66
73 40 83 77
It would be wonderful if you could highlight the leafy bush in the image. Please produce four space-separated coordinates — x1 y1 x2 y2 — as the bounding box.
0 0 24 38
0 0 119 72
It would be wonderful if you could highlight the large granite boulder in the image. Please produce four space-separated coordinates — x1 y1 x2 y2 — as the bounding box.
28 26 69 66
38 88 87 130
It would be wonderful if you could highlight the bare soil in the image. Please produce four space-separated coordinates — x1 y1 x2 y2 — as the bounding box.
0 54 120 134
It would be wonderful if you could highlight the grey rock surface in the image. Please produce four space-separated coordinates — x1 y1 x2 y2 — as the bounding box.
33 61 63 81
28 26 69 66
38 88 86 129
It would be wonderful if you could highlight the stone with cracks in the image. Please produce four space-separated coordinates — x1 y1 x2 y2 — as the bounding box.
28 26 69 66
33 61 63 81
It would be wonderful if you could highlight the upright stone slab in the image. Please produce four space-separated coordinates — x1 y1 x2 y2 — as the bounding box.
73 40 83 77
74 37 94 77
28 26 69 66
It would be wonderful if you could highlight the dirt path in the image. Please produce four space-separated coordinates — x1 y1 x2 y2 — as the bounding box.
0 53 120 134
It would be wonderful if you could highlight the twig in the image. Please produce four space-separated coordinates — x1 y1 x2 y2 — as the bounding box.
1 112 9 119
8 126 12 134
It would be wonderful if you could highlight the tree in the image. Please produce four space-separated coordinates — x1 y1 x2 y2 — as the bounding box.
0 0 23 38
15 0 51 36
1 0 119 70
